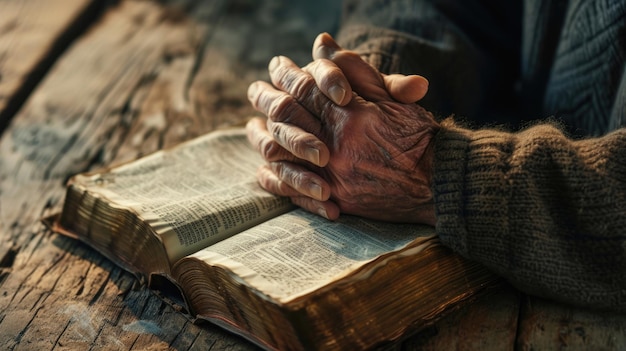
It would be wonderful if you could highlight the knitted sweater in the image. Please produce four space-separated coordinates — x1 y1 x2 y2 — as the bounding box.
335 0 626 310
434 120 626 310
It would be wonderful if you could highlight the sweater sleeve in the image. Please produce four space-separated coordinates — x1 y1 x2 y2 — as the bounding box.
433 118 626 311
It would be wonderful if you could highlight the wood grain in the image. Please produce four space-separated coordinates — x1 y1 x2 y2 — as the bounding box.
0 0 103 133
516 296 626 351
0 0 336 350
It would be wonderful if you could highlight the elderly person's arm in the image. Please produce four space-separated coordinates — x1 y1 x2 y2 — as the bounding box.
247 34 626 312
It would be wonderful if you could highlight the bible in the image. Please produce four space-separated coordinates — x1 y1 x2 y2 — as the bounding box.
49 128 499 351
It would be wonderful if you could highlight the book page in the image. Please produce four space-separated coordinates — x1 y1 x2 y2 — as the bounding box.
188 209 437 302
71 129 293 263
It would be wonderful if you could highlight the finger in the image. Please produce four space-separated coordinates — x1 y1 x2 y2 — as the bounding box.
245 118 299 163
383 74 429 103
315 34 431 104
267 119 330 167
256 163 340 220
247 81 329 166
291 196 341 221
256 165 302 197
312 32 342 60
248 80 322 133
269 161 331 201
311 32 390 102
302 58 352 106
267 55 335 118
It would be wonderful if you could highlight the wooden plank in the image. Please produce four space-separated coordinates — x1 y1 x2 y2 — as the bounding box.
0 0 256 348
516 296 626 350
0 0 103 132
112 0 342 164
0 0 338 350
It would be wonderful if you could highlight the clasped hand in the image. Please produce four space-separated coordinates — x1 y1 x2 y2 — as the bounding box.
246 33 439 225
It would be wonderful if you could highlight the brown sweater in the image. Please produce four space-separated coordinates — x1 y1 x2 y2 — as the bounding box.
434 119 626 311
336 0 626 310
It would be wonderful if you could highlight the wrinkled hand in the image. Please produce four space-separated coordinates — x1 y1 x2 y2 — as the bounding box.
247 33 439 225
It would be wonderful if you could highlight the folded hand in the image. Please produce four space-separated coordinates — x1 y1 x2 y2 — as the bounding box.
247 33 439 225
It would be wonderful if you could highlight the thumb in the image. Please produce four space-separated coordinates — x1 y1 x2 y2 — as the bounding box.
383 74 429 103
314 33 428 103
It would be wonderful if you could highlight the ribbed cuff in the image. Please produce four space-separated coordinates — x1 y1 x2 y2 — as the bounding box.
433 118 514 261
432 118 471 255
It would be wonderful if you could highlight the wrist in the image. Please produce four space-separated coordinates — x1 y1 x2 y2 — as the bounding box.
418 127 438 226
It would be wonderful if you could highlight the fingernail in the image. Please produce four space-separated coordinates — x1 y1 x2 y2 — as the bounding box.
309 182 323 200
305 147 320 165
329 85 346 105
269 56 280 73
317 207 329 219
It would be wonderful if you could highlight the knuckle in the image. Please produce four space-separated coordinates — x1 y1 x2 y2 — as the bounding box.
277 68 316 100
267 94 296 122
271 123 313 159
273 162 304 188
296 76 318 99
257 167 276 191
269 122 289 146
272 162 288 181
258 166 291 196
260 138 282 161
271 97 307 126
290 132 314 154
290 171 307 188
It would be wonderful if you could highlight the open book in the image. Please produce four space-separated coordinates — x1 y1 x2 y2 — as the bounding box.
49 128 500 351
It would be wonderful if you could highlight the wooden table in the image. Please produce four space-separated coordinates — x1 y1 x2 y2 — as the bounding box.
1 1 624 350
